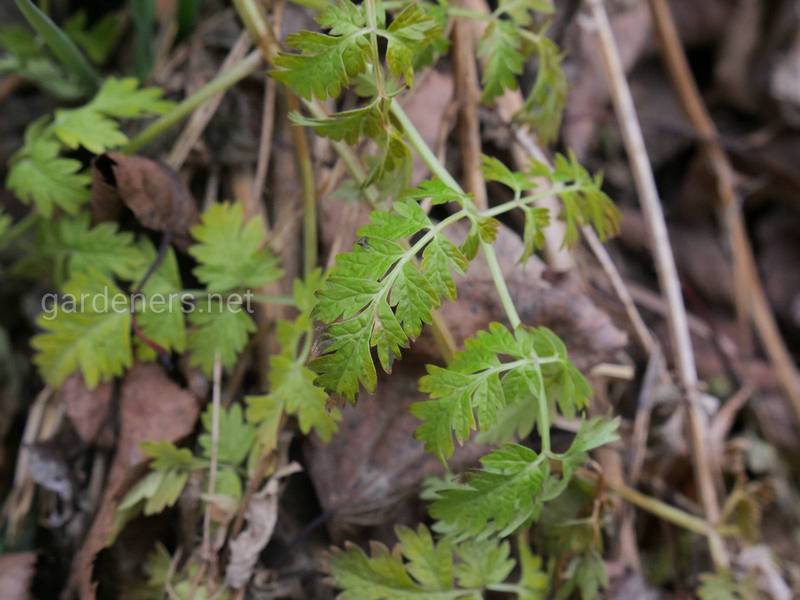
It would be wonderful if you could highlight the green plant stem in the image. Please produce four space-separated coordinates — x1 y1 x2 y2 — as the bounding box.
123 50 263 153
364 0 386 98
597 475 713 537
0 212 38 251
15 0 100 92
389 101 523 329
287 0 329 10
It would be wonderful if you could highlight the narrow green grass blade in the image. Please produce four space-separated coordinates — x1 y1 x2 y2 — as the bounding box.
131 0 155 81
14 0 101 92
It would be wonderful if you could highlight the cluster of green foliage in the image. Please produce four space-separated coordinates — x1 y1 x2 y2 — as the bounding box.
28 201 284 387
1 1 731 598
267 1 620 598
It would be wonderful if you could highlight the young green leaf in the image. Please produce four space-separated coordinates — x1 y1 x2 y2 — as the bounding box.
52 77 172 153
199 403 255 466
427 444 551 540
186 300 256 375
189 201 282 293
555 550 609 600
64 10 124 65
412 323 591 460
6 118 90 216
383 3 441 86
313 198 468 399
33 269 132 388
329 524 518 599
36 212 143 283
118 441 196 516
516 35 566 144
264 355 340 441
271 5 369 101
132 239 187 357
479 19 526 104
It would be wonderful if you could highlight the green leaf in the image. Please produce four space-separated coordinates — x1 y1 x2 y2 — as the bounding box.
697 571 760 600
266 354 340 441
36 213 143 283
291 101 384 145
479 20 525 104
413 323 587 460
516 533 549 600
401 179 471 207
199 403 256 466
482 154 530 194
132 239 186 357
550 152 620 245
497 0 555 24
64 10 124 65
186 300 256 375
53 105 127 153
89 76 174 117
6 119 90 216
313 194 473 400
52 77 172 153
555 550 609 600
428 444 551 540
567 417 620 456
272 24 369 100
141 440 196 471
384 3 441 86
33 269 132 388
189 202 283 293
520 206 549 263
330 525 474 600
454 538 515 588
119 441 196 516
313 313 377 398
516 35 566 144
395 525 454 590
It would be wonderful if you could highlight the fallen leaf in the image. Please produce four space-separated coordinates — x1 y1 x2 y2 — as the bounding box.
304 359 488 541
91 153 199 248
60 374 113 445
69 363 200 600
0 552 36 600
226 463 302 589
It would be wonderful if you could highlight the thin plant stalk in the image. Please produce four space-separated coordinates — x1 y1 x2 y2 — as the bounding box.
586 0 728 569
123 50 263 153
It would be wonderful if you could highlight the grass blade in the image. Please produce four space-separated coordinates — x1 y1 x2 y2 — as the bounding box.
14 0 101 92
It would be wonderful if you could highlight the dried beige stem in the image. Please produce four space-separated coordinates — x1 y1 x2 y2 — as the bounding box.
648 0 800 427
586 0 729 569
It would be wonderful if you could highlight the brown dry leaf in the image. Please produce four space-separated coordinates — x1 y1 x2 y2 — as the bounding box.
60 374 112 446
226 463 302 589
91 153 198 248
0 552 36 600
305 359 488 541
69 363 200 600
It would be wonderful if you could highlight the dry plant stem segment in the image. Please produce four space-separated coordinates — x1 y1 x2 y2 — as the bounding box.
123 50 263 154
167 32 252 170
586 0 728 569
202 352 222 565
287 93 318 276
648 0 800 426
452 16 487 210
